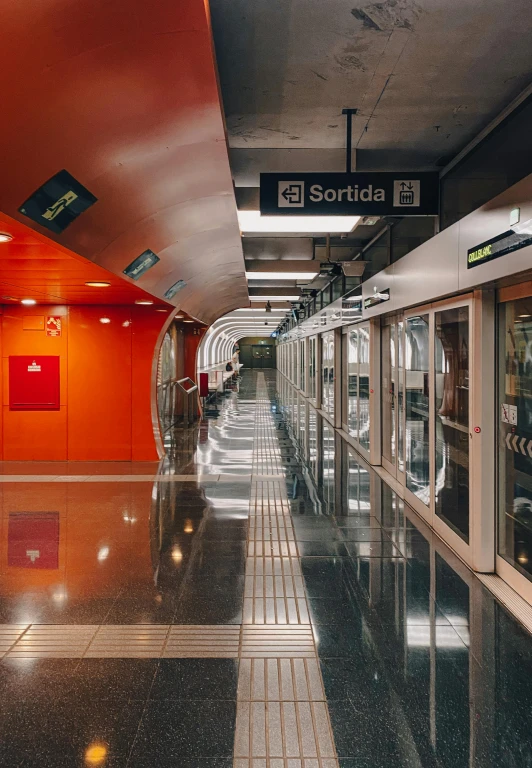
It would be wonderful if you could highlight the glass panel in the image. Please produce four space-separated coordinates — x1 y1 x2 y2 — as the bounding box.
309 337 316 399
382 322 395 465
435 306 469 542
332 277 343 302
358 324 370 451
309 406 318 478
322 332 334 418
300 340 305 391
347 327 359 439
405 314 430 505
398 320 405 473
498 298 532 581
322 421 336 514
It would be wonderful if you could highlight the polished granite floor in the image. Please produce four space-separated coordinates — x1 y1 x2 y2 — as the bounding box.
0 370 531 767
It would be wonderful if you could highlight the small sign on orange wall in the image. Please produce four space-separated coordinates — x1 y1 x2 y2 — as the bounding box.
46 316 62 337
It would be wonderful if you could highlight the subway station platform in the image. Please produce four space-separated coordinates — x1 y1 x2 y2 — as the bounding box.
0 370 531 767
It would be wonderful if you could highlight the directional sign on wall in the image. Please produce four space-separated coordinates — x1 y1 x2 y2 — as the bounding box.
260 172 439 216
505 432 532 458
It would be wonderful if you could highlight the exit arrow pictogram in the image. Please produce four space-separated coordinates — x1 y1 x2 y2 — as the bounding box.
282 185 302 203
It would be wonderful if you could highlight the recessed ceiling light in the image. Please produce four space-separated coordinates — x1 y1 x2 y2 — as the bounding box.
85 281 111 288
21 299 36 306
238 210 360 234
135 299 153 305
155 309 168 312
99 317 111 324
183 319 194 323
0 233 13 243
174 315 184 319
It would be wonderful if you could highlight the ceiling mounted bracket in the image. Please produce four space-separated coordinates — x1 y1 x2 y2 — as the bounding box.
341 108 358 173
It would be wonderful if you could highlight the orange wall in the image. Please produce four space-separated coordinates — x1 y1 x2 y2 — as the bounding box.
0 305 167 461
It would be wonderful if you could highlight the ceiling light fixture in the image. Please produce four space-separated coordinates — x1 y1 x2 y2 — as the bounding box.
183 320 194 323
85 281 111 288
21 299 36 306
246 272 318 281
249 296 300 301
238 210 360 234
99 317 111 324
135 299 153 305
0 233 13 243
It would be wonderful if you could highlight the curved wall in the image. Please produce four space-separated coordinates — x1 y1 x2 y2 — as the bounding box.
0 0 247 325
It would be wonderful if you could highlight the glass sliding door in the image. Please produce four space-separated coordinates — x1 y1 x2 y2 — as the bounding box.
345 321 371 458
309 336 317 400
381 316 406 479
347 326 359 440
434 306 470 542
498 294 532 592
358 325 370 452
299 339 305 392
321 331 334 419
382 319 396 472
405 314 430 508
400 299 472 563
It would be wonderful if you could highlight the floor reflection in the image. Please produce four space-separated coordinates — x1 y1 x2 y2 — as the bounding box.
277 370 532 767
1 371 532 766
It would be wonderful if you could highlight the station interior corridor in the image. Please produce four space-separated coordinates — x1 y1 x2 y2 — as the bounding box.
0 369 530 767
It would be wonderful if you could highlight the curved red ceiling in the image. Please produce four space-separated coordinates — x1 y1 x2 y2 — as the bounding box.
0 0 248 323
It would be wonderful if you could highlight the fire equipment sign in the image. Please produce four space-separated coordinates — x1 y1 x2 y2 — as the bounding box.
46 316 62 337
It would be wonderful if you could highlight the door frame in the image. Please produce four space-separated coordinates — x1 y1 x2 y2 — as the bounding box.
381 314 405 485
495 281 532 598
402 295 475 567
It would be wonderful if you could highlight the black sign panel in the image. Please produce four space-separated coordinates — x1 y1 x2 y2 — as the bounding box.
123 249 160 281
467 228 532 268
260 172 439 216
19 170 98 234
364 289 390 310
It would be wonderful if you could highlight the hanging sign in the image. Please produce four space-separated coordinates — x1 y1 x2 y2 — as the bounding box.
46 316 62 337
19 170 98 234
467 225 532 268
123 249 160 280
260 172 439 216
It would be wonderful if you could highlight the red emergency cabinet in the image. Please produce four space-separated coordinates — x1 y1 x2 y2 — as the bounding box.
9 356 60 410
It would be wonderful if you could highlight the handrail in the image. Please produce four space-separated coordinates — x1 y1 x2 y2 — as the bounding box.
176 377 198 395
157 376 199 429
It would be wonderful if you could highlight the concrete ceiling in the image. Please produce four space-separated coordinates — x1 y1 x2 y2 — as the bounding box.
212 0 532 166
208 0 532 334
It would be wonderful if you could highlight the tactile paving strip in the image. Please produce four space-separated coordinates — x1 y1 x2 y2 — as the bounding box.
164 625 241 658
237 658 325 701
0 625 29 655
241 626 315 658
234 761 338 768
233 373 339 768
234 700 337 761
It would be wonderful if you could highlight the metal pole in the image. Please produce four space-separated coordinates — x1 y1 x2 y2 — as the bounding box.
341 108 358 173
